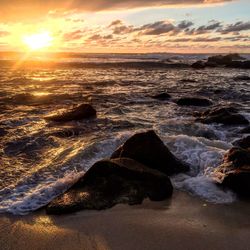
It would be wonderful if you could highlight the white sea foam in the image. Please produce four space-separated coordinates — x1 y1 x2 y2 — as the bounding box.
164 134 236 203
0 132 131 215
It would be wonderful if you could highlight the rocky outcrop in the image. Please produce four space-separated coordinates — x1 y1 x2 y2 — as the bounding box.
195 107 249 125
191 54 250 69
212 147 250 197
151 92 171 100
46 158 173 214
176 97 212 107
111 130 189 176
207 54 244 66
233 136 250 149
46 104 96 122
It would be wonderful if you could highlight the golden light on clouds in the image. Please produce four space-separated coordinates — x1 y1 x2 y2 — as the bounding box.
23 32 53 51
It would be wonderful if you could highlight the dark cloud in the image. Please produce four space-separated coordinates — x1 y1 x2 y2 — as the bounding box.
186 21 222 34
219 21 250 34
178 20 194 29
0 0 233 21
138 21 177 35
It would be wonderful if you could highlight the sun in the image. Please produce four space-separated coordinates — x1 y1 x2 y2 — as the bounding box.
23 32 53 51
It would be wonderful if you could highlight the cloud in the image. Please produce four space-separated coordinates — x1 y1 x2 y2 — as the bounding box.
186 21 222 34
178 20 194 29
219 21 250 34
0 0 234 21
108 20 134 34
63 30 84 41
0 31 10 37
138 21 177 35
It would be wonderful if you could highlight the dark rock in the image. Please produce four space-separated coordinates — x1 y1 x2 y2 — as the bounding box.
195 107 249 125
204 61 218 67
240 126 250 134
191 61 206 69
151 92 171 100
46 104 96 122
226 60 250 69
233 75 250 81
212 147 250 197
176 97 212 107
111 130 189 176
46 158 173 214
233 136 250 149
207 53 244 65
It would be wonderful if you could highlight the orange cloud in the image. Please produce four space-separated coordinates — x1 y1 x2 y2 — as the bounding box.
0 0 234 21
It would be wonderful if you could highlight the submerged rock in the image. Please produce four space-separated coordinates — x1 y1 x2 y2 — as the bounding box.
111 130 189 176
151 92 171 100
195 107 249 125
46 158 173 214
233 136 250 149
212 147 250 197
46 104 96 122
176 97 212 107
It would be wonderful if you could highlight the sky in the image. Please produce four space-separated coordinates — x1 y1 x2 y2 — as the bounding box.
0 0 249 53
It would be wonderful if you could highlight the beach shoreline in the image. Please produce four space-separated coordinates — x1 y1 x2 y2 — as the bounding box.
1 191 249 250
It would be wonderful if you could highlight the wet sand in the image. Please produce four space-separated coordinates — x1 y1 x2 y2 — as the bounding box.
0 191 249 250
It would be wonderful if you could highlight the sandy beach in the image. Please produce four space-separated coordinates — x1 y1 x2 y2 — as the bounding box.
0 191 249 250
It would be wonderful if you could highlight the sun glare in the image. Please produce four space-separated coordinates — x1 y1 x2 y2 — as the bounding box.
23 32 53 51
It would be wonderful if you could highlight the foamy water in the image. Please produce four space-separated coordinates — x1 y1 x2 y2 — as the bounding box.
0 53 249 214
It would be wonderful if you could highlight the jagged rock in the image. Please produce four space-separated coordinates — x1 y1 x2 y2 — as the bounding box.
212 147 250 197
195 107 249 125
233 136 250 149
46 158 173 214
111 130 189 176
176 97 212 107
46 104 96 122
151 92 171 100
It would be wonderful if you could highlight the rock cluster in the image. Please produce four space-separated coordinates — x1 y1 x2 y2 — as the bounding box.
46 130 189 214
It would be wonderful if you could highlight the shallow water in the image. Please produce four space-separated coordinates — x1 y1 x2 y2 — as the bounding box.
0 53 249 214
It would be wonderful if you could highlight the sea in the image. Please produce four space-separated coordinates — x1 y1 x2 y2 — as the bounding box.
0 52 249 215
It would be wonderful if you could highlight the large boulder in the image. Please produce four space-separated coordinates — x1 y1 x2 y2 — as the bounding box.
176 97 212 107
46 104 96 122
233 136 250 149
46 158 173 214
195 107 249 125
111 130 189 176
212 148 250 197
